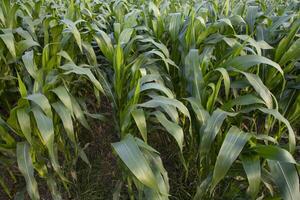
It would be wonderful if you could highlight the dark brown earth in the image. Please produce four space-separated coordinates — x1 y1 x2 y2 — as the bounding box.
68 98 122 200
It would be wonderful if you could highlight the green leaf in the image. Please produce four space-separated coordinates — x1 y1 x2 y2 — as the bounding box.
0 115 18 136
239 71 273 109
259 108 296 154
62 19 82 52
112 135 158 190
254 145 297 164
211 126 251 190
95 68 117 108
113 42 124 99
160 104 179 123
17 108 32 144
61 63 104 94
222 94 265 110
168 13 182 42
140 82 174 99
225 55 283 75
235 35 273 56
275 19 300 62
51 86 73 114
0 176 11 198
32 108 54 147
193 175 212 200
17 39 40 55
94 30 114 62
279 38 300 65
82 42 97 66
17 142 40 200
47 177 62 200
78 146 91 168
131 108 147 142
184 49 204 99
32 108 59 171
200 109 237 156
245 6 258 33
185 97 209 125
0 6 5 25
140 38 170 58
26 93 52 118
139 96 190 120
215 68 230 99
70 95 90 130
220 18 233 29
119 28 133 45
57 50 73 62
0 32 16 59
52 102 75 144
17 73 27 98
135 138 159 154
268 160 300 200
22 50 36 79
241 155 261 199
153 111 184 152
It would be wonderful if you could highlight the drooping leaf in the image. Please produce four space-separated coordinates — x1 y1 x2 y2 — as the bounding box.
70 95 90 130
17 142 40 200
139 96 190 120
94 30 114 62
211 126 251 190
82 42 97 66
140 82 174 99
17 108 32 144
119 28 133 45
222 94 265 110
268 160 300 200
241 155 261 199
259 108 296 154
52 102 75 144
26 93 52 118
215 68 230 99
131 108 147 142
0 32 16 59
22 50 36 79
153 111 184 152
112 135 158 190
254 145 297 164
185 97 209 125
61 62 104 94
51 86 73 114
32 108 59 171
62 19 82 52
17 39 40 55
224 55 283 75
239 71 273 109
200 109 237 156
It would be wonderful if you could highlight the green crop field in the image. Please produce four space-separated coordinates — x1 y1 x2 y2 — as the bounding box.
0 0 299 199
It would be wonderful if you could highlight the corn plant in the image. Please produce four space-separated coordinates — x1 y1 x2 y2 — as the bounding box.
0 0 299 200
0 0 105 199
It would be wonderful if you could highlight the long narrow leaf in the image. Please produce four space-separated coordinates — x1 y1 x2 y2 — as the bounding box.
211 126 251 190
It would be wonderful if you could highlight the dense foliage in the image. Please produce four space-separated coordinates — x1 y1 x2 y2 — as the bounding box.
0 0 299 199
